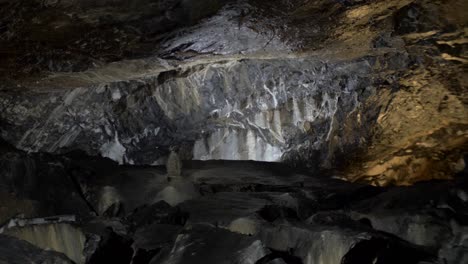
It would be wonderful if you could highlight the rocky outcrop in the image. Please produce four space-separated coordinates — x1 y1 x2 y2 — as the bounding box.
0 141 93 223
2 154 465 263
0 131 467 263
0 56 377 167
0 234 74 264
2 222 86 264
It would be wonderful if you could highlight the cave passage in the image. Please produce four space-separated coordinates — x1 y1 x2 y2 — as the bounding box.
0 0 466 264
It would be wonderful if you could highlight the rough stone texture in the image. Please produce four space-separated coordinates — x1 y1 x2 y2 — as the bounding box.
3 223 86 264
1 1 467 263
0 0 466 185
0 141 92 223
0 144 466 263
153 224 270 264
0 57 376 168
0 234 74 264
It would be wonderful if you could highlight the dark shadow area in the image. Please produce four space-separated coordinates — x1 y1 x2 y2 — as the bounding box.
257 205 299 222
342 237 436 264
87 229 134 264
256 248 303 264
132 248 161 264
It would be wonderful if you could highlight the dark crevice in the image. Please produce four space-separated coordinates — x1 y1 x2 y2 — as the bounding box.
341 237 436 264
132 248 161 264
67 168 99 216
358 217 373 228
257 205 299 222
87 229 134 264
256 248 303 264
126 201 188 230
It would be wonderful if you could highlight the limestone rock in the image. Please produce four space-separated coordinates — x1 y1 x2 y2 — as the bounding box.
0 234 74 264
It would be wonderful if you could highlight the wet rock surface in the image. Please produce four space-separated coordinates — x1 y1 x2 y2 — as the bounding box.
0 234 74 264
0 145 467 263
0 0 467 263
0 0 465 185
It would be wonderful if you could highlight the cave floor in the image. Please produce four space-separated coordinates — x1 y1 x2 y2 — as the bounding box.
1 156 467 264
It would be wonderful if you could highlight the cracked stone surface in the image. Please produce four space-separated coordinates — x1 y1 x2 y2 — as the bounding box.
0 0 466 185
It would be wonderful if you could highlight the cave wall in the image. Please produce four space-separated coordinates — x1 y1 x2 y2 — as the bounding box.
0 0 466 185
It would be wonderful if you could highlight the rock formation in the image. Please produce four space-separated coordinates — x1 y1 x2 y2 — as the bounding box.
0 0 466 263
167 150 182 179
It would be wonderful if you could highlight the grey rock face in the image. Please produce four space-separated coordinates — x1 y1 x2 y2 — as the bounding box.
0 143 92 223
0 56 378 167
160 2 291 57
0 0 466 186
2 223 86 264
0 234 74 264
154 224 270 264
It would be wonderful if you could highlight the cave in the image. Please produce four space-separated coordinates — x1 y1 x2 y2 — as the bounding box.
0 0 466 264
